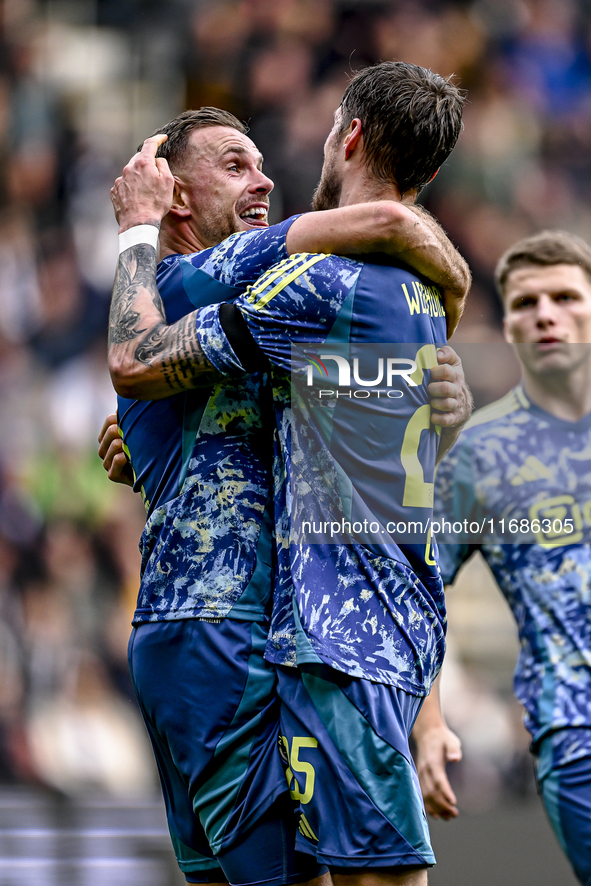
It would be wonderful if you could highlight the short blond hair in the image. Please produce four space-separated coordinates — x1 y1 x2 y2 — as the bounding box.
141 108 248 173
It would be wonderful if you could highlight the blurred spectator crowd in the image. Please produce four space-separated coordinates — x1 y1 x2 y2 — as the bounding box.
0 0 589 798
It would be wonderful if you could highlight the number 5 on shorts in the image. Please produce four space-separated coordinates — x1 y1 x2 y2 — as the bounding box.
281 736 318 804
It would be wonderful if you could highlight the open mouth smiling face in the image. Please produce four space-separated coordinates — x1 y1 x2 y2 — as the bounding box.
180 125 274 246
238 203 269 228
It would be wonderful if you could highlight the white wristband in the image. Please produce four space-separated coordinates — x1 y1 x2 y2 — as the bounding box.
118 224 159 255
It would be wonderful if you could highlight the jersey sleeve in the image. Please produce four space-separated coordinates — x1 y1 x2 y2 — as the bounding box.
193 303 248 376
434 437 481 584
235 253 359 370
180 215 301 288
195 253 360 375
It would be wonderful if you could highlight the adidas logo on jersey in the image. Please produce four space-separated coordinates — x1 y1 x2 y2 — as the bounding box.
298 813 319 843
510 455 553 486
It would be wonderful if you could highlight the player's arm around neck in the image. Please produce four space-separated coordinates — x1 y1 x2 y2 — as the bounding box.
287 202 471 338
108 243 221 400
403 204 470 338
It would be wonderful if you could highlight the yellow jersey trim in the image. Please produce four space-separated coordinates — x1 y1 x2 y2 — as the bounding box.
246 253 328 310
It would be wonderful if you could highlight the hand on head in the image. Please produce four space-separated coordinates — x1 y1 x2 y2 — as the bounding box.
111 133 175 232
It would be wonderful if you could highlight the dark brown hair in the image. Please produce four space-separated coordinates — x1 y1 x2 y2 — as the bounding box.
140 107 248 172
495 230 591 298
337 61 465 195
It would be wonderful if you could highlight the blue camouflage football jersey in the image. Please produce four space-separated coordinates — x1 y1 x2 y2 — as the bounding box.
118 216 298 624
435 385 591 768
197 251 448 694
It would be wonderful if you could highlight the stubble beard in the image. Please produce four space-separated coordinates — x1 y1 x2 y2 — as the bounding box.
312 160 342 212
203 215 239 247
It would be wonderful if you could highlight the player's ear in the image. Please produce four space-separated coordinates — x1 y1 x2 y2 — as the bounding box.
344 118 363 160
169 177 191 218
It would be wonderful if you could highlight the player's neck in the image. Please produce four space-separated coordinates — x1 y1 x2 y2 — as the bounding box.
522 363 591 422
158 220 205 258
338 173 412 208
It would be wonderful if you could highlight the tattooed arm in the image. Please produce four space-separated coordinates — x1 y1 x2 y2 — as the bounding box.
108 225 468 400
109 133 222 398
109 242 221 399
